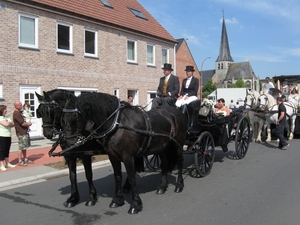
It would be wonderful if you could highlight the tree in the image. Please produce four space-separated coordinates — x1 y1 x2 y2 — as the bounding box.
202 78 217 98
230 78 246 88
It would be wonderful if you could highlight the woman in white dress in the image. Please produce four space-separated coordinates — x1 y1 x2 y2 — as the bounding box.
289 88 299 106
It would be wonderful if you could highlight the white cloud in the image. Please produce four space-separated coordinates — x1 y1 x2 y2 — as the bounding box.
221 17 239 24
235 54 284 62
181 33 201 46
214 0 300 22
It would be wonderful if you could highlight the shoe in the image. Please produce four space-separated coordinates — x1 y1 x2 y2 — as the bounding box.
18 161 27 166
1 166 7 171
6 163 16 168
281 144 289 150
24 159 34 164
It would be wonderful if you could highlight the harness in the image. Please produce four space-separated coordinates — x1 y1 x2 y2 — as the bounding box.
50 103 182 157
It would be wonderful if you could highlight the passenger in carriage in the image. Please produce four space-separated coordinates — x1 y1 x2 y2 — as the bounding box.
175 65 199 108
151 63 179 108
214 98 231 116
289 88 299 106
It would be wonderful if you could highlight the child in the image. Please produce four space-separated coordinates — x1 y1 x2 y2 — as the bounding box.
22 103 32 133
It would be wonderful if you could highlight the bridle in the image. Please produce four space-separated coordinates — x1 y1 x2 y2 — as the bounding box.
38 100 63 136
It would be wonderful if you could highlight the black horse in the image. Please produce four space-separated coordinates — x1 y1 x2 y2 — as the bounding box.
61 92 188 214
36 89 103 207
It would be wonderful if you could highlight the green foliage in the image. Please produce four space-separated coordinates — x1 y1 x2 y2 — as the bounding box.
202 78 217 98
230 78 246 88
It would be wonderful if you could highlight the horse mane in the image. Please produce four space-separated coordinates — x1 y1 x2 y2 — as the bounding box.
264 93 277 106
45 89 76 107
77 92 119 127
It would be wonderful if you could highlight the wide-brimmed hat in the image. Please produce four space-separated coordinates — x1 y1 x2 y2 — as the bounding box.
162 63 173 71
217 98 225 103
185 65 195 72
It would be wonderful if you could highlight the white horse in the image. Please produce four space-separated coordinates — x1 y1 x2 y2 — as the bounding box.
245 89 266 142
258 93 297 142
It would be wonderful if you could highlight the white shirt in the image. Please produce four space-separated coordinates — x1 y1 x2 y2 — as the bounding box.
185 77 192 88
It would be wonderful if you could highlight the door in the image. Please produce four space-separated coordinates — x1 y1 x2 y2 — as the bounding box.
20 85 42 138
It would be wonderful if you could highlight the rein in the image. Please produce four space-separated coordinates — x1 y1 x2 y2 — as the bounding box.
53 103 183 156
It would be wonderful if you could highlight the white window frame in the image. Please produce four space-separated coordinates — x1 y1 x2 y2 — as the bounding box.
18 13 38 49
0 84 3 98
57 22 73 54
162 48 169 66
127 39 137 63
113 88 119 98
147 44 155 66
84 28 98 57
57 87 98 96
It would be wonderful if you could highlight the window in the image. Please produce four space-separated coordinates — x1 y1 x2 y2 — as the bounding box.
221 63 223 69
147 44 155 66
113 89 119 98
84 29 97 57
162 48 169 65
0 84 3 99
127 39 137 63
19 14 38 49
245 81 251 88
128 8 147 20
57 22 73 53
100 0 113 8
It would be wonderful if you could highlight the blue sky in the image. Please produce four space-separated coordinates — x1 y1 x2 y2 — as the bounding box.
138 0 300 79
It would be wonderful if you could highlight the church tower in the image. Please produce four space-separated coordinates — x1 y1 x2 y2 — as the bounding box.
213 15 234 86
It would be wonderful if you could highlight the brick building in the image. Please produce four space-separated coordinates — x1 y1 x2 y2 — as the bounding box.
0 0 177 141
176 38 201 99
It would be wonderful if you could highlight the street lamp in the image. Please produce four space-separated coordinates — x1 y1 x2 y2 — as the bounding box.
200 56 211 101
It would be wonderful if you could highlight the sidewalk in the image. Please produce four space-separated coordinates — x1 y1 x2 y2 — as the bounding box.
0 139 110 190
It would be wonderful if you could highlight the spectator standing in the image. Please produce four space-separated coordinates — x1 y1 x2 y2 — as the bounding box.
13 100 33 166
229 100 236 110
0 105 15 171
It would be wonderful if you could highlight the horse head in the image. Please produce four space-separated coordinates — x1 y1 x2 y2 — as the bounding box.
245 89 260 109
61 92 120 147
35 89 75 139
258 93 276 111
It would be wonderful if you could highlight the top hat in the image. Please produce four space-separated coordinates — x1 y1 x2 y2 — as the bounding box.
162 63 173 71
185 65 195 72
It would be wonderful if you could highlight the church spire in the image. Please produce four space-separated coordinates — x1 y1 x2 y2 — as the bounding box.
216 15 233 62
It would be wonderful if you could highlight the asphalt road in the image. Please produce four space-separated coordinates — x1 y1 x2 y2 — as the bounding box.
1 140 300 225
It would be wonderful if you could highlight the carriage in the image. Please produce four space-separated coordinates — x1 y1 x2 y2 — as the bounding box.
36 90 250 214
145 99 251 177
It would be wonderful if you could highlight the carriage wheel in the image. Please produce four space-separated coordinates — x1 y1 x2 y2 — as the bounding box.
235 116 250 159
194 131 215 177
144 155 161 172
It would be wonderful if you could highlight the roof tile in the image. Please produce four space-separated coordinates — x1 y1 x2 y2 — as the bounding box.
26 0 176 43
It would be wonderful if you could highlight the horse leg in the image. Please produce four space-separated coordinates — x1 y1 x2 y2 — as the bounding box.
109 156 125 209
174 147 184 193
81 155 97 206
64 156 80 208
256 120 264 143
156 152 168 195
122 157 143 214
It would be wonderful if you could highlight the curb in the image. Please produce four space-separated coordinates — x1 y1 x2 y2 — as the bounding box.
0 160 111 190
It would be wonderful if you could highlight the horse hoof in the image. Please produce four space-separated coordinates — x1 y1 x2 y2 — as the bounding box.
128 206 142 214
63 201 77 208
85 200 97 207
174 186 183 193
156 188 166 195
109 201 125 208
